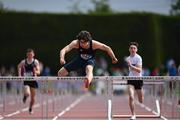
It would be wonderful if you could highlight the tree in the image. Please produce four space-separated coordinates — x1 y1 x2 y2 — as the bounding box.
0 2 4 10
88 0 114 14
170 0 180 15
70 0 83 14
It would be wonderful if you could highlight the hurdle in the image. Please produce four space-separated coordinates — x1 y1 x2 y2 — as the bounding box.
107 76 180 120
0 76 180 120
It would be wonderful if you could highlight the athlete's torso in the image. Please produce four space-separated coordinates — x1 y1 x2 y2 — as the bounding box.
127 54 142 76
78 40 95 60
22 59 38 76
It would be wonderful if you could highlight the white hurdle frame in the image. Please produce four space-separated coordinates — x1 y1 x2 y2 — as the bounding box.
108 76 180 120
0 76 180 120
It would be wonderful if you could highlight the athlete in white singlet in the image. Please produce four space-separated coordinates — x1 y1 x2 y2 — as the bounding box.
126 42 144 120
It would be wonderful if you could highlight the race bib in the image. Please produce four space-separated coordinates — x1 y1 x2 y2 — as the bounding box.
80 54 92 60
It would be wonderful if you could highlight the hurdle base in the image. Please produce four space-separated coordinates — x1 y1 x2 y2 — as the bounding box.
113 114 161 118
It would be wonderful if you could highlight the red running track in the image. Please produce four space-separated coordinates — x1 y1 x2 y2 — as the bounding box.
0 92 177 120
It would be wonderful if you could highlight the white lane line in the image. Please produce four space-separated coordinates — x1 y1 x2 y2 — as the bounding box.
21 107 29 112
52 94 87 120
2 95 63 119
4 111 20 117
0 116 4 120
0 115 2 118
136 100 168 120
161 115 168 120
4 103 42 118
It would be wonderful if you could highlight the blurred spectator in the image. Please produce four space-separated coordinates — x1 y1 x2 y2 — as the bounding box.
178 64 180 76
168 62 177 76
166 58 175 70
167 61 177 94
111 67 123 76
41 66 51 76
94 56 110 76
142 67 150 76
0 66 6 76
96 56 108 70
151 67 159 76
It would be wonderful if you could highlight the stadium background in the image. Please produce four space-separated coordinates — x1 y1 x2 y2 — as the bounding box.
0 12 180 74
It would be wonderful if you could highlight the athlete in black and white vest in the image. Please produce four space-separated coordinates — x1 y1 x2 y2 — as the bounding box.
17 49 40 114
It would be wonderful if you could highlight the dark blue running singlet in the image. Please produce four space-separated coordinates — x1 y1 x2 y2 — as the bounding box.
63 40 96 74
23 59 38 88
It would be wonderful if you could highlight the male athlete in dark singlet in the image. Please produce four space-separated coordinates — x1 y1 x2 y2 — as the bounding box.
17 49 40 114
58 30 118 88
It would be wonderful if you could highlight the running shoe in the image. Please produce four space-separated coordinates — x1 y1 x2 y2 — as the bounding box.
129 115 136 120
29 107 33 114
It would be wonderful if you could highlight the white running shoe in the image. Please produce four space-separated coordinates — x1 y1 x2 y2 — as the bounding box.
129 115 136 120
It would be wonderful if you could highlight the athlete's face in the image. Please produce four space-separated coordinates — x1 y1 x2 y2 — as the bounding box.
129 45 137 55
26 51 34 59
80 39 89 48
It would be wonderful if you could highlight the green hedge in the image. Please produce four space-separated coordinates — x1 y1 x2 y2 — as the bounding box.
0 12 180 74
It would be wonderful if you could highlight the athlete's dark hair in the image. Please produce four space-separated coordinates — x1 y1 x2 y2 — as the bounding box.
129 42 139 47
76 30 92 42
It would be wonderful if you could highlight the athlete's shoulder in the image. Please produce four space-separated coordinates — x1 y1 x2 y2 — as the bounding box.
92 40 99 44
70 39 79 48
126 56 130 60
135 54 142 59
34 59 39 63
135 54 142 64
18 59 25 67
71 39 79 43
92 40 105 49
20 59 26 64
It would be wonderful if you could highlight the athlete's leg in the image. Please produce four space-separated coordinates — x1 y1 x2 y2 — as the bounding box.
23 85 30 103
128 85 136 116
84 65 93 88
136 89 144 103
58 67 69 76
29 87 36 114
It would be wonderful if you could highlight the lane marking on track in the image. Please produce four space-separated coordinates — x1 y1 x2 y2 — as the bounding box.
0 115 3 119
52 94 88 120
1 95 63 119
21 103 40 112
4 111 20 117
0 116 4 120
136 100 168 120
21 107 29 112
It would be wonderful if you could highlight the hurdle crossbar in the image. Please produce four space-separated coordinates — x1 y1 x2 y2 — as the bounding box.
0 76 180 81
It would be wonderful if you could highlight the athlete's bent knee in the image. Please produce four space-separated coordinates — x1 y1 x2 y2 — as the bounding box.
129 96 134 101
58 68 68 76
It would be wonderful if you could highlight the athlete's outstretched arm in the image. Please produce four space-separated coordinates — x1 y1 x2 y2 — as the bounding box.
92 40 118 64
60 40 79 65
